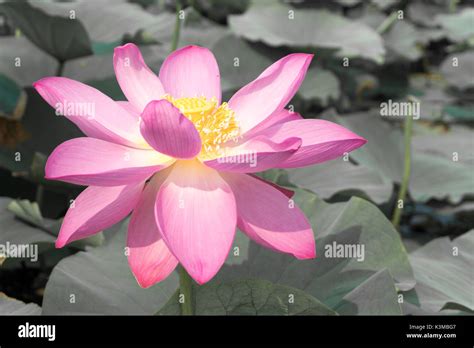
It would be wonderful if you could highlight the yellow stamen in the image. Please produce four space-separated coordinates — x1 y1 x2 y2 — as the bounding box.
165 95 240 158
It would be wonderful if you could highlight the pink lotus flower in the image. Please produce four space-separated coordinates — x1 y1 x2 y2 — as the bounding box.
33 44 366 287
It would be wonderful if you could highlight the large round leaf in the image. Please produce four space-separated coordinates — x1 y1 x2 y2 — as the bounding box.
229 1 385 63
0 293 41 315
287 160 393 204
405 230 474 313
42 221 178 315
335 269 402 315
158 279 336 315
435 8 474 43
441 51 474 91
216 189 415 311
0 37 57 87
331 111 474 203
0 2 92 61
32 0 174 44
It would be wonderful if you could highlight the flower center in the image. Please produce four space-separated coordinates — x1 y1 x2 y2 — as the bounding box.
165 95 240 159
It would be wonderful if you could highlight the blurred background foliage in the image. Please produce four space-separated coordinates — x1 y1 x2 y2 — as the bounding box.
0 0 472 315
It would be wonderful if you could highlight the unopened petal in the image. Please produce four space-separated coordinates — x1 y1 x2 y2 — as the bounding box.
140 100 201 159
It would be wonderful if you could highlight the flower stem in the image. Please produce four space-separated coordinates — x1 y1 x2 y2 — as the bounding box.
35 184 44 212
449 0 459 13
391 96 415 229
178 265 194 315
170 2 182 52
55 60 64 77
376 11 398 35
